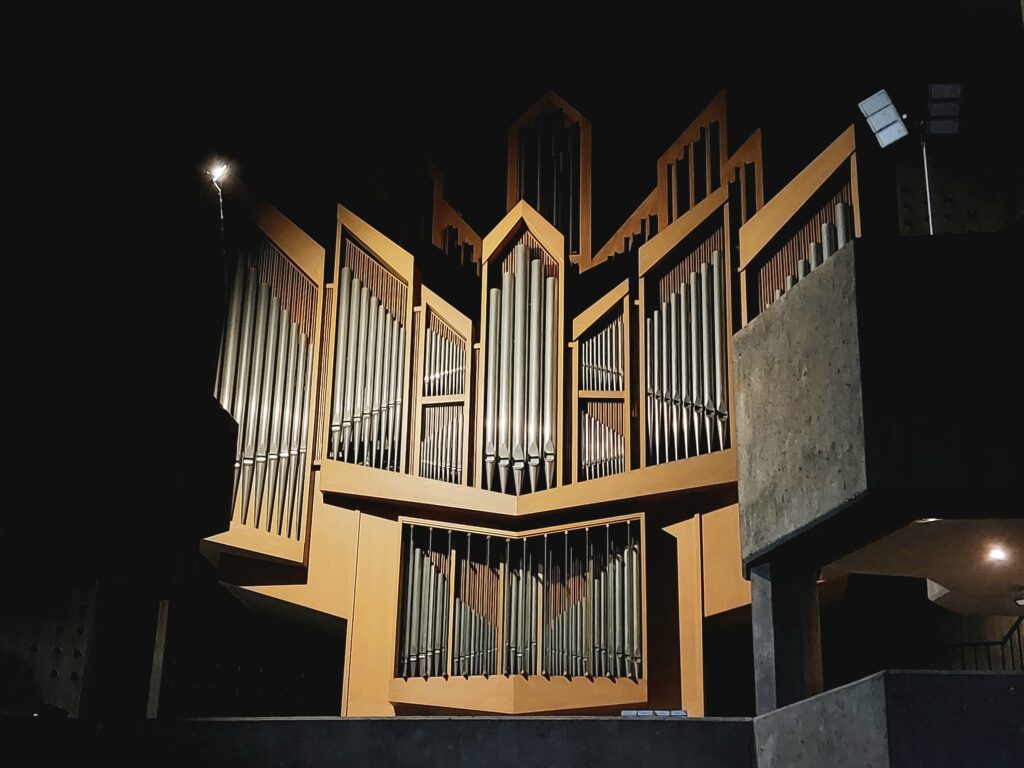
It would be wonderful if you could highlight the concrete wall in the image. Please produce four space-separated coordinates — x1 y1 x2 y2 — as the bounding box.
734 243 868 565
734 233 1020 568
95 716 755 768
7 671 1020 768
753 670 1024 768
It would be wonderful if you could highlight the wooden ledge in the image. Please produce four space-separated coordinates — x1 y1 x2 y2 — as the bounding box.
389 673 646 714
320 449 737 518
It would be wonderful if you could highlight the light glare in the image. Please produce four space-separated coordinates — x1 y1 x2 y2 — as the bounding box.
210 163 228 182
987 546 1008 563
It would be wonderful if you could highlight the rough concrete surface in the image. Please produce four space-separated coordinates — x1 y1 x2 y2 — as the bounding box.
735 244 868 563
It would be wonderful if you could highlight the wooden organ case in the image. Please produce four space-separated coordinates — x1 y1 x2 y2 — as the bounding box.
203 91 771 719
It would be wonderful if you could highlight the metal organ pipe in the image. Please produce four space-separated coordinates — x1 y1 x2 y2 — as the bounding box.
328 239 408 471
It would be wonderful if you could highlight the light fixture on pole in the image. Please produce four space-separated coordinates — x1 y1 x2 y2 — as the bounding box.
206 163 229 222
858 88 935 236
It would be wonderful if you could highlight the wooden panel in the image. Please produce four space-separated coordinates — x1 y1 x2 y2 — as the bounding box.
388 675 646 714
506 92 591 266
701 504 751 617
345 512 403 716
590 188 658 268
325 447 735 519
657 92 728 227
321 459 517 517
666 516 704 717
252 201 325 283
572 279 630 340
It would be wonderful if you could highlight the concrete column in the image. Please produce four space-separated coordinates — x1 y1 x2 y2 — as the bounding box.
751 563 822 714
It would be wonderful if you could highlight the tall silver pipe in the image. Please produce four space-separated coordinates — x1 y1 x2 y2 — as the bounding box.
240 284 270 522
274 323 299 534
615 315 623 390
340 277 362 461
263 304 290 529
285 336 308 537
700 263 714 454
526 258 542 492
329 267 352 458
652 309 662 464
511 245 528 495
359 296 379 464
252 294 280 526
645 316 653 462
425 532 437 677
669 292 682 461
542 275 557 490
367 303 386 466
689 274 702 456
497 270 513 493
712 250 727 452
401 527 414 677
679 286 691 459
374 315 393 467
410 537 422 677
384 317 399 470
484 287 500 490
660 301 671 461
231 269 258 505
623 527 633 677
393 324 407 473
218 258 245 412
294 341 313 536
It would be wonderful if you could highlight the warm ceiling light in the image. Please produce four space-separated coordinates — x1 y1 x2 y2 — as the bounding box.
1015 595 1024 607
916 517 940 523
987 546 1009 563
209 163 228 183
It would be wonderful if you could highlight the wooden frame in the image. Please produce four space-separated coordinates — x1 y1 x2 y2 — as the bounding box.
506 92 592 268
738 126 861 326
205 200 325 567
317 206 417 489
425 160 483 268
473 201 566 492
570 279 633 484
588 94 742 273
389 512 648 714
410 285 474 485
657 91 729 230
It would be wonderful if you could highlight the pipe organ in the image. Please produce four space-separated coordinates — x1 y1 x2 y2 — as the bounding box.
215 227 317 540
644 229 730 464
480 230 561 495
412 288 472 485
209 93 772 718
395 519 644 681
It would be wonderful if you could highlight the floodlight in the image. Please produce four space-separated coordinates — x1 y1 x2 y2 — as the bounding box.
858 90 908 148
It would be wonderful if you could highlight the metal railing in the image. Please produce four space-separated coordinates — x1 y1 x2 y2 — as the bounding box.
944 617 1023 672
